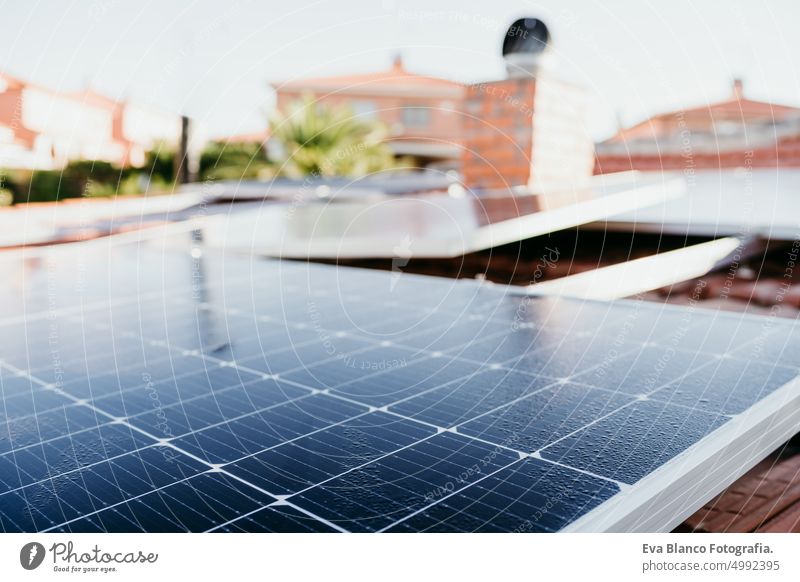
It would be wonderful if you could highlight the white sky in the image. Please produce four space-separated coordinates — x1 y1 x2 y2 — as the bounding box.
2 0 799 140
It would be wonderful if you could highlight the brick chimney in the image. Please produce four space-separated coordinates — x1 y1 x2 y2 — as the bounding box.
461 19 594 196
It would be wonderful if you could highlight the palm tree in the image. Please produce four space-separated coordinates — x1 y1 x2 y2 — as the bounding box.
269 95 394 177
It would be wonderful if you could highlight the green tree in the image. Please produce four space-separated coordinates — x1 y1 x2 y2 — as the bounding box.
269 96 394 177
199 140 272 181
144 144 175 184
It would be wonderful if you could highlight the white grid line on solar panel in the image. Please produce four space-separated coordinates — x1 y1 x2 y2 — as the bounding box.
0 384 772 540
234 421 428 500
0 361 364 481
51 314 498 402
381 454 526 533
445 357 755 454
9 447 202 532
40 294 720 482
206 500 335 532
4 258 792 532
0 361 343 533
0 359 219 420
167 403 378 466
327 334 797 530
304 389 630 489
281 337 724 427
114 380 314 431
46 471 345 533
0 320 384 466
376 459 537 533
0 380 161 486
217 411 436 490
46 322 441 384
33 364 260 411
617 382 800 534
284 433 524 532
441 351 718 433
206 502 340 533
40 470 270 533
74 361 308 414
54 312 377 377
9 320 784 540
154 290 757 392
374 381 796 528
374 405 624 487
214 467 349 532
370 428 641 532
0 314 228 377
57 314 635 466
1 405 125 457
135 394 369 462
360 345 643 416
284 331 612 391
0 379 320 460
0 273 259 326
216 415 617 532
6 294 760 380
37 274 696 396
384 458 619 532
1 295 767 441
0 363 252 490
0 429 170 517
197 307 511 355
1 284 381 531
1 264 520 532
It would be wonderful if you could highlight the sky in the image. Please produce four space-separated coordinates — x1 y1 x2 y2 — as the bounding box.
1 0 799 140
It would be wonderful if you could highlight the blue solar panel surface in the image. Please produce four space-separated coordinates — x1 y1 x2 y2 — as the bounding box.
0 240 798 532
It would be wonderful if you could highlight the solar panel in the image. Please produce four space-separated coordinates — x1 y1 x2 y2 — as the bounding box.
599 168 800 240
198 173 683 259
0 237 798 533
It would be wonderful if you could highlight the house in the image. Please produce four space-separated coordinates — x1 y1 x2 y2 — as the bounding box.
68 89 183 168
272 56 465 169
0 71 182 170
595 80 800 174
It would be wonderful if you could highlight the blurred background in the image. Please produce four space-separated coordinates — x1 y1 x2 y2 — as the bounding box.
1 0 800 321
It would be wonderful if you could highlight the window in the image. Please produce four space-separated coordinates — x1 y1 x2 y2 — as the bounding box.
351 100 377 120
401 105 430 128
713 121 743 136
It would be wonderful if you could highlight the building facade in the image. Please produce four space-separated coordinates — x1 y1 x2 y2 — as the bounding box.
0 71 182 170
272 56 465 169
595 80 800 174
461 74 594 196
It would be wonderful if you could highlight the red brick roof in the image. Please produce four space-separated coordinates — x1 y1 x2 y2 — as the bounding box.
609 96 800 144
681 452 800 532
682 96 800 120
273 57 463 97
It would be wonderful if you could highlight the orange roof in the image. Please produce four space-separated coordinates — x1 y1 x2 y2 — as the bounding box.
609 89 800 144
273 56 464 98
677 96 800 120
607 79 800 145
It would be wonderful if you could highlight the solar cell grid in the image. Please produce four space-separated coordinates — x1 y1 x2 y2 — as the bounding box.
0 243 798 532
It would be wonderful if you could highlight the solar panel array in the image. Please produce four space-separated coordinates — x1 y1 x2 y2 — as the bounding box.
0 240 798 532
